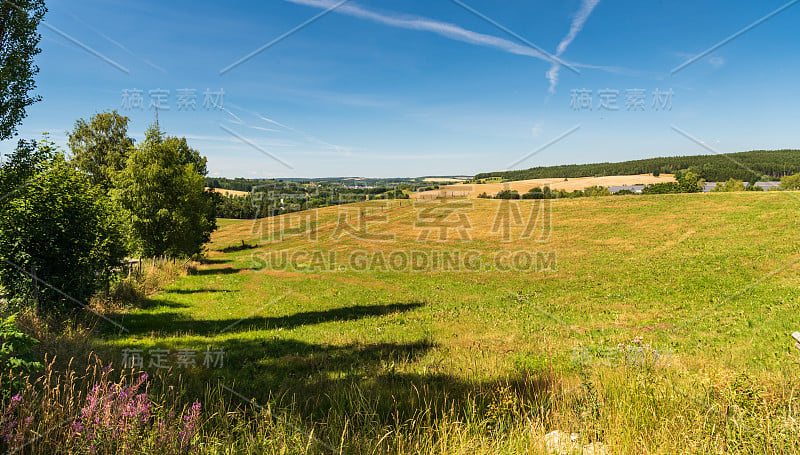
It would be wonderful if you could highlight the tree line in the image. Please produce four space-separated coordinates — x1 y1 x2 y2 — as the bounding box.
474 150 800 183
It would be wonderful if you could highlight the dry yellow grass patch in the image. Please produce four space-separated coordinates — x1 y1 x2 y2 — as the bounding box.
411 174 676 198
206 187 250 197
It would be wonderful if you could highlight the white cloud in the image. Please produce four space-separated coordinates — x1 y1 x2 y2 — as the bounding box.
286 0 622 93
284 0 557 63
547 0 602 94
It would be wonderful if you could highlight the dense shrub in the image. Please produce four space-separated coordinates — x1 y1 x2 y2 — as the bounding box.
712 178 746 192
779 172 800 190
0 139 125 312
494 190 521 199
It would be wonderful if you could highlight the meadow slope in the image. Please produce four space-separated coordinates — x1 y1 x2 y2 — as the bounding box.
99 192 800 453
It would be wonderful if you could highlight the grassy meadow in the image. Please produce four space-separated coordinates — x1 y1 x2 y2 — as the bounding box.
75 191 800 453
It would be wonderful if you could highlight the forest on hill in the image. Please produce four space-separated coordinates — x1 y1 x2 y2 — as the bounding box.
474 150 800 182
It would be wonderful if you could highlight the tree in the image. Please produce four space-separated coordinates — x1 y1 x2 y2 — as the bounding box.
712 179 745 192
0 0 46 140
583 186 611 197
522 187 544 199
0 138 125 312
779 173 800 190
0 135 52 199
113 125 216 257
677 171 702 193
641 182 680 194
68 111 134 190
494 190 520 199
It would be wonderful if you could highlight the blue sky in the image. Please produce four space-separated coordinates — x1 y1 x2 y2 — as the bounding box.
2 0 799 178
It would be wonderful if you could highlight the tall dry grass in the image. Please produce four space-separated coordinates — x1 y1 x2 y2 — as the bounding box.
93 258 199 311
2 351 799 454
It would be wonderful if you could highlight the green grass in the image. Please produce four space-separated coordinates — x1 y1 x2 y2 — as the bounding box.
92 192 800 453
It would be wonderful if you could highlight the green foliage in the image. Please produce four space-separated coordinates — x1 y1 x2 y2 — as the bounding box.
214 185 408 220
582 186 611 197
475 150 800 183
0 138 126 312
521 187 544 199
68 111 135 191
0 137 53 198
641 171 702 195
0 314 41 396
521 186 556 199
677 171 702 192
711 178 746 192
214 194 257 219
207 176 427 193
113 125 216 257
0 0 46 140
494 190 520 199
779 172 800 190
641 182 681 194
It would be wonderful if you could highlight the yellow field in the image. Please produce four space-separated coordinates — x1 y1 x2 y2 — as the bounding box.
411 174 676 198
206 187 249 197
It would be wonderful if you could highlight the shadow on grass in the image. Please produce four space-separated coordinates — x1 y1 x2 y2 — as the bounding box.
161 289 231 295
97 299 558 441
217 241 259 253
189 267 244 276
138 336 558 432
198 258 233 265
108 301 425 336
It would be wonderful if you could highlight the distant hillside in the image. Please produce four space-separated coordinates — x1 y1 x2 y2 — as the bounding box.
475 150 800 182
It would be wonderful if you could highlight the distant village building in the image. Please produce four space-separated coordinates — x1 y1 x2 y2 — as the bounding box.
608 185 646 194
703 181 779 192
753 181 779 191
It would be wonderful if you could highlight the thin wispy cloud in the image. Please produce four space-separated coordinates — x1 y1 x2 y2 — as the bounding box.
547 0 602 94
183 134 297 147
285 0 615 93
226 102 353 155
284 0 557 63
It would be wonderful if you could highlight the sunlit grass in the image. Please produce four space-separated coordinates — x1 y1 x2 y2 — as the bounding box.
83 192 800 453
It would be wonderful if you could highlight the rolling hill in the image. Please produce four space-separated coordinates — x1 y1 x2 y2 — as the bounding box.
475 149 800 182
